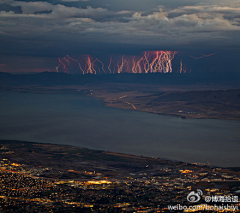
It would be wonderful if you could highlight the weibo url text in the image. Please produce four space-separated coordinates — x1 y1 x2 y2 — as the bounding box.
168 204 238 212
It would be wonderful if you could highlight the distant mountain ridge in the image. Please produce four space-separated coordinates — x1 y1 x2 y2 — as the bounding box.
0 71 240 87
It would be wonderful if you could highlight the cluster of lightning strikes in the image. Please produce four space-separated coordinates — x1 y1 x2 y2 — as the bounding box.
56 51 182 74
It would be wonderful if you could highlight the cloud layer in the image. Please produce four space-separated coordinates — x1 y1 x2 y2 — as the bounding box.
0 0 240 72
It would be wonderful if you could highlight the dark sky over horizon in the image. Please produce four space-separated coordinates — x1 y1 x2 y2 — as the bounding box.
0 0 240 74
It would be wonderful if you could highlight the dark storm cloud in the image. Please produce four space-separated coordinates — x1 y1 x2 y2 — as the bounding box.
0 0 240 72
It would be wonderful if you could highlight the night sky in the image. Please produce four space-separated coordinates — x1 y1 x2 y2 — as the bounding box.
0 0 240 74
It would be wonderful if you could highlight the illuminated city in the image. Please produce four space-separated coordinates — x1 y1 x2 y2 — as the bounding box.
0 141 240 212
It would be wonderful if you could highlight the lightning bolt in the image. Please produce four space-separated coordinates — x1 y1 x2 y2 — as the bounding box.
66 55 85 74
108 56 112 74
117 55 126 74
96 58 106 74
58 58 67 73
190 52 218 59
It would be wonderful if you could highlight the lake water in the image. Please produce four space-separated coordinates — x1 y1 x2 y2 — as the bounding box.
0 91 240 167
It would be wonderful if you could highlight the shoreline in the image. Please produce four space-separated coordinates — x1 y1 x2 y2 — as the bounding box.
1 139 239 170
1 85 240 121
0 139 189 166
0 139 227 169
92 94 240 121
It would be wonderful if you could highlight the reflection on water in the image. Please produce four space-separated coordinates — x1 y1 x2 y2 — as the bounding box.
0 91 240 167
